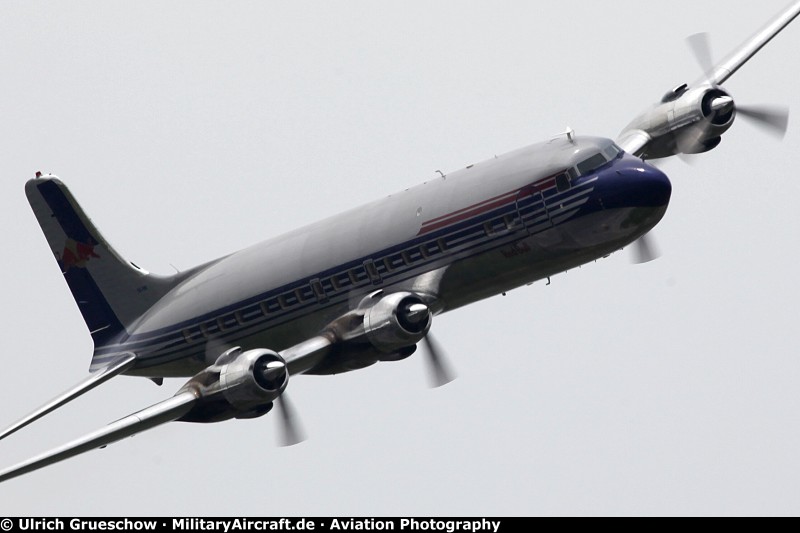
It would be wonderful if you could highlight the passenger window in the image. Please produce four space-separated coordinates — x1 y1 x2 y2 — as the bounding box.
261 299 280 314
311 279 326 302
218 315 238 330
350 267 368 284
364 260 381 284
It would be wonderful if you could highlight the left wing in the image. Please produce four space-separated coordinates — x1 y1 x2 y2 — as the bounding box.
707 2 800 86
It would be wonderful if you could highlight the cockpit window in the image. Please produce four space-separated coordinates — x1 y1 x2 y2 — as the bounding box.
574 144 622 177
555 172 571 192
602 143 622 161
576 153 608 176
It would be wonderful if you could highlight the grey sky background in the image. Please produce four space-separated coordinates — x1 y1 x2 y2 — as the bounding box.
2 0 800 516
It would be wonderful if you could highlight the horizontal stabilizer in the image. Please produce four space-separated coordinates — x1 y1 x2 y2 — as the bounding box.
0 391 197 483
0 353 136 442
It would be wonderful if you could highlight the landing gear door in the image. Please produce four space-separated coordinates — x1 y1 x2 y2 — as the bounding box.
515 185 552 235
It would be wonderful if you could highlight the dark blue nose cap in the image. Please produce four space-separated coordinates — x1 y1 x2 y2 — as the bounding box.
597 162 672 209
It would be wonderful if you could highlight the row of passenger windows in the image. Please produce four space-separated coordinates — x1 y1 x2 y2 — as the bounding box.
182 237 456 343
182 186 559 344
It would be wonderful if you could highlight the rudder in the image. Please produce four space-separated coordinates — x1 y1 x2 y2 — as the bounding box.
25 175 188 349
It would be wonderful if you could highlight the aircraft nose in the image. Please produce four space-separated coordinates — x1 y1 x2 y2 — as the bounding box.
597 162 672 209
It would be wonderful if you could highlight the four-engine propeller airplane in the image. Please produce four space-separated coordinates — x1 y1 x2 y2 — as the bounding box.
2 1 799 483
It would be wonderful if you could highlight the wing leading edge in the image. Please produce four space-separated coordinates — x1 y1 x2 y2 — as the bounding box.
707 1 800 86
0 392 197 484
0 353 136 442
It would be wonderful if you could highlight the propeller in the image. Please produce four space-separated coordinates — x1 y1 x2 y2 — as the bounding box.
737 105 790 138
420 333 456 388
207 340 307 446
687 32 715 78
275 394 306 447
398 299 457 388
253 355 306 446
685 32 790 139
631 232 660 264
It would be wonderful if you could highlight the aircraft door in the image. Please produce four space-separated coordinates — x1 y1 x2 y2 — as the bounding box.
515 185 552 235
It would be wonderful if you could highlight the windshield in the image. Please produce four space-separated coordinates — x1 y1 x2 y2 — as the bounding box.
574 143 622 177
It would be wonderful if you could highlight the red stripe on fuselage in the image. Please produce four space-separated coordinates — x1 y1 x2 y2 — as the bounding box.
419 193 517 235
418 173 560 236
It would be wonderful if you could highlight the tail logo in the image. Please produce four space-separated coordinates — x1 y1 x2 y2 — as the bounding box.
58 238 100 272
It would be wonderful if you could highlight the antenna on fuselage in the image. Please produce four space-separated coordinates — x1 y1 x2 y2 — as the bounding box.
557 127 576 143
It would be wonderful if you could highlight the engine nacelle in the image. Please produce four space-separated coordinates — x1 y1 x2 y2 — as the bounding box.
177 347 289 423
363 292 432 354
219 349 288 411
619 84 736 159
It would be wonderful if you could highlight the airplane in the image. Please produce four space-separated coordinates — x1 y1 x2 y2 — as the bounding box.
1 1 799 483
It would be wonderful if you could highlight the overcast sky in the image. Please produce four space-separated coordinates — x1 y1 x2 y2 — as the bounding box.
2 0 800 517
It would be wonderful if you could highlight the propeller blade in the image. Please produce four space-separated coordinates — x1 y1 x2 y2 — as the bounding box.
420 333 456 388
275 394 306 447
677 153 701 166
204 337 238 367
632 233 660 264
675 114 715 158
737 105 790 139
687 32 715 80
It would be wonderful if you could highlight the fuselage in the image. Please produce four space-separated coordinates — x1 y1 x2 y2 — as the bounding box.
91 135 671 377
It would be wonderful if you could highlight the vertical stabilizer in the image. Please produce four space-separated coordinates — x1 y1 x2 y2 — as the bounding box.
25 175 190 350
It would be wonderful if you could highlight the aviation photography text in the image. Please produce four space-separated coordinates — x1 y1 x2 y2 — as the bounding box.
5 519 504 533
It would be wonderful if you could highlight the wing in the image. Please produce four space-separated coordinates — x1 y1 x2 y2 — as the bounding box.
0 288 454 482
0 392 197 483
0 352 136 441
707 3 800 86
0 338 333 482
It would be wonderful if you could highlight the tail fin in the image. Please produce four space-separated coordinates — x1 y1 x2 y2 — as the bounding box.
25 175 189 350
